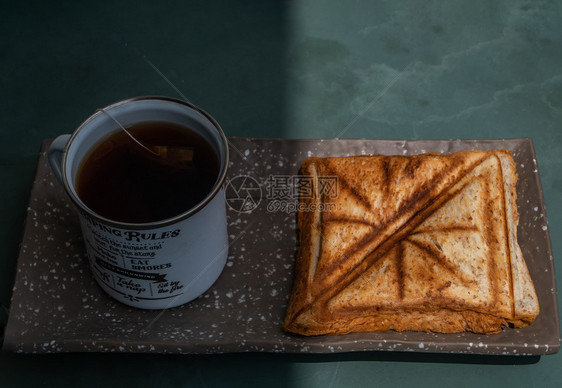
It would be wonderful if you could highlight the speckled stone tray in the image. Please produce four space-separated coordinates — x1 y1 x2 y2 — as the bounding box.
3 137 559 355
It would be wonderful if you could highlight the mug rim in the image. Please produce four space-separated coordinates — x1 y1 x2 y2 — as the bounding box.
60 95 229 230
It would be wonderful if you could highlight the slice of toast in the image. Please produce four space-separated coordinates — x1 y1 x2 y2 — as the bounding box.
283 150 539 335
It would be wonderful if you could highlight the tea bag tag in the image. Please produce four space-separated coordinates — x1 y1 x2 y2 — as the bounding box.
148 146 196 169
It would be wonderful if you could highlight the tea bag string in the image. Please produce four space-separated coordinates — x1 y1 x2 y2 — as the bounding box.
96 108 160 157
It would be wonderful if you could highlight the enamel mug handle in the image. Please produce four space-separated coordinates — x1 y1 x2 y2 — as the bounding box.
48 134 71 184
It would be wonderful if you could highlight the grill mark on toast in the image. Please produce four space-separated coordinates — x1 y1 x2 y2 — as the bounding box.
310 163 323 283
324 163 372 211
392 161 407 191
495 153 515 319
404 238 475 287
382 157 391 199
482 166 498 313
288 162 324 327
316 211 325 282
405 158 421 179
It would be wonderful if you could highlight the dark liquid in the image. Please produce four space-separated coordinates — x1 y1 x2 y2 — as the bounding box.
76 121 220 223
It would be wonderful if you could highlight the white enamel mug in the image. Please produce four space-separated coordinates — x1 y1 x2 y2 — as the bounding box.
48 96 229 309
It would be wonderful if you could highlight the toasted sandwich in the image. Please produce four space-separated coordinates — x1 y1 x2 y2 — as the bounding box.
283 150 539 335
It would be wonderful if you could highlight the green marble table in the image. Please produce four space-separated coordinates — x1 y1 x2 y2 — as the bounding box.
1 0 560 386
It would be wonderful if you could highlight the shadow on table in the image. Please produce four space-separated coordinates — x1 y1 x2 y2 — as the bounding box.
0 350 540 387
255 351 541 365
